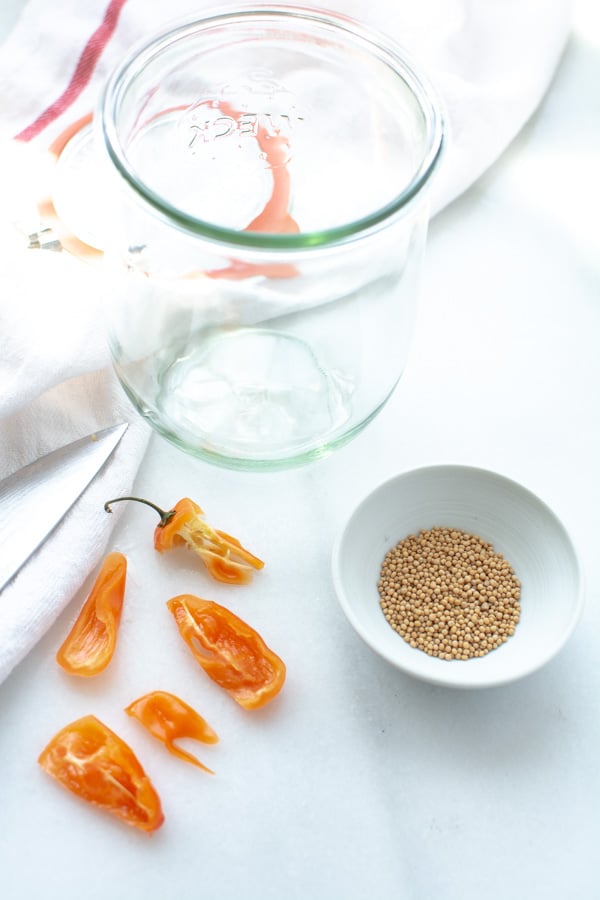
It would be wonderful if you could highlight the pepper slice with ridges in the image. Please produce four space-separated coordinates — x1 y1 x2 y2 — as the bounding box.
166 595 286 710
38 715 164 833
104 497 263 585
125 690 219 773
56 551 127 676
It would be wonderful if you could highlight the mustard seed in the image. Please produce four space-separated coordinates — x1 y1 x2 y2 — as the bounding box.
378 527 521 660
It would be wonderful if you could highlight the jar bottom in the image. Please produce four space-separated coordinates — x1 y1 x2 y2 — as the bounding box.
114 327 380 468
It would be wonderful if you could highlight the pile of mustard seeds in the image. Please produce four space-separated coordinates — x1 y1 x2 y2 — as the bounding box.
378 527 521 660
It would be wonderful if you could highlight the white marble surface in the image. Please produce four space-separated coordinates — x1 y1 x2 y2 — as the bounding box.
1 3 599 899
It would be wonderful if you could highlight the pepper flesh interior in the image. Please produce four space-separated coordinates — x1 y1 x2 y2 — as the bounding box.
155 498 264 585
56 552 127 676
166 595 286 710
125 690 218 773
38 714 164 833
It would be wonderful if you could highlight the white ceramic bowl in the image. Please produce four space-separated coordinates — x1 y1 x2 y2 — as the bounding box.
332 465 583 688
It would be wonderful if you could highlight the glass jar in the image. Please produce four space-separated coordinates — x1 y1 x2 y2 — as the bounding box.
98 5 444 469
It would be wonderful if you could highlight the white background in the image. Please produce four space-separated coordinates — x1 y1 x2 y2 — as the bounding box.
1 2 599 899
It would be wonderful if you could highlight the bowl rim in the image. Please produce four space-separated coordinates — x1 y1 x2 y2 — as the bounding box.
331 463 585 689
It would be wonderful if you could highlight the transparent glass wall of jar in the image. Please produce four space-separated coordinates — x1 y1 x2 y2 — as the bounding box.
99 7 444 469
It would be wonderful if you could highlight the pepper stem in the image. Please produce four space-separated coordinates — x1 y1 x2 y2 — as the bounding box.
104 496 176 527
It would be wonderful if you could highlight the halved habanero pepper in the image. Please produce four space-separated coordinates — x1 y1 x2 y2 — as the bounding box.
104 496 263 585
38 715 164 833
56 551 127 676
166 595 286 710
125 690 219 773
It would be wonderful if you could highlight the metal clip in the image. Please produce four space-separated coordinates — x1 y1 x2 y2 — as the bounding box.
27 225 62 252
13 219 63 252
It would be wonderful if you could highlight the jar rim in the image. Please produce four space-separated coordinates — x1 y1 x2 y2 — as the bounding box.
100 4 445 249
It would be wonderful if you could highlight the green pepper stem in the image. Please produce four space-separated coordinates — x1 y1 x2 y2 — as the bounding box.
104 496 176 526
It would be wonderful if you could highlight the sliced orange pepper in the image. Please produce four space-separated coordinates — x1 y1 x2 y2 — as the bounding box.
104 496 263 585
38 715 164 833
56 551 127 676
155 498 263 583
125 690 219 773
166 595 286 710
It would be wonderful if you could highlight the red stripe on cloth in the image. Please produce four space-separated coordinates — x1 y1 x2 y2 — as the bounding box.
15 0 129 142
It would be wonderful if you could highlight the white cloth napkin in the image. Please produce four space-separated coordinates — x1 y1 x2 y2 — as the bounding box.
0 137 152 684
0 0 572 684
